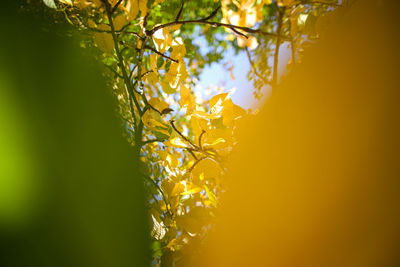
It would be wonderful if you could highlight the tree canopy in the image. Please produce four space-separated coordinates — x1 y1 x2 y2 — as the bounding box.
27 0 342 265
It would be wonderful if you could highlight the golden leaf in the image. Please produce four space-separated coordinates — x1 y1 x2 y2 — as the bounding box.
152 27 172 53
94 24 114 53
169 137 188 148
179 85 196 115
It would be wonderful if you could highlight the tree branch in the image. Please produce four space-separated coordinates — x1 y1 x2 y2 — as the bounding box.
147 5 284 40
170 120 199 150
149 19 282 39
145 45 179 63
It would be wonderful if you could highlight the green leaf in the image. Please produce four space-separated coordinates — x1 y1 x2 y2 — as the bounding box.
43 0 57 9
154 126 170 141
157 57 164 69
152 241 163 258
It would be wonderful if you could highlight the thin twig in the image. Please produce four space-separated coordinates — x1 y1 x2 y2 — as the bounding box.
111 0 123 13
189 156 209 172
198 130 206 151
229 26 249 39
129 64 138 80
186 148 198 161
272 7 285 87
170 120 198 150
145 45 179 63
74 15 140 37
104 64 123 78
202 5 221 21
245 47 270 85
144 175 173 217
175 1 185 21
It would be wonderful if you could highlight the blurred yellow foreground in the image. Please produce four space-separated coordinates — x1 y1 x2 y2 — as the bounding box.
198 1 400 266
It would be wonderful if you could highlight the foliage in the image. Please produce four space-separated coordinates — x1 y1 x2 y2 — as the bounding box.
29 0 341 265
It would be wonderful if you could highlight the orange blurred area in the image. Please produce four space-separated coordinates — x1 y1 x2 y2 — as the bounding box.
196 1 400 266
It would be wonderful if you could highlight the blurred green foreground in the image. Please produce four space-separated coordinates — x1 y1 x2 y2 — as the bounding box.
0 1 149 266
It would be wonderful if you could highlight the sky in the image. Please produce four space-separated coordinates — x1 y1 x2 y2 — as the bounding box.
196 40 292 110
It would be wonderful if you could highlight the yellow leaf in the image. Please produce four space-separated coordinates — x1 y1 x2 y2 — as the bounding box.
139 0 148 15
192 158 222 181
237 35 259 49
166 153 180 168
150 54 158 70
92 24 114 53
161 177 174 195
169 137 187 148
221 99 246 126
171 182 185 196
145 71 159 85
59 0 73 5
113 14 127 31
74 0 102 9
204 137 226 148
169 196 180 209
148 97 169 112
165 61 188 89
277 0 295 6
192 110 220 120
171 37 186 60
209 93 229 111
141 110 170 136
181 185 202 195
126 0 147 20
190 117 209 139
152 27 172 53
204 185 218 207
179 85 196 115
169 24 181 32
167 239 178 251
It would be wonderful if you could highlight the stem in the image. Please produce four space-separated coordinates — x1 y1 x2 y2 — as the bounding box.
102 0 144 151
290 36 296 65
144 175 173 217
170 120 199 150
198 130 206 151
272 7 285 87
245 47 270 85
145 45 179 63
